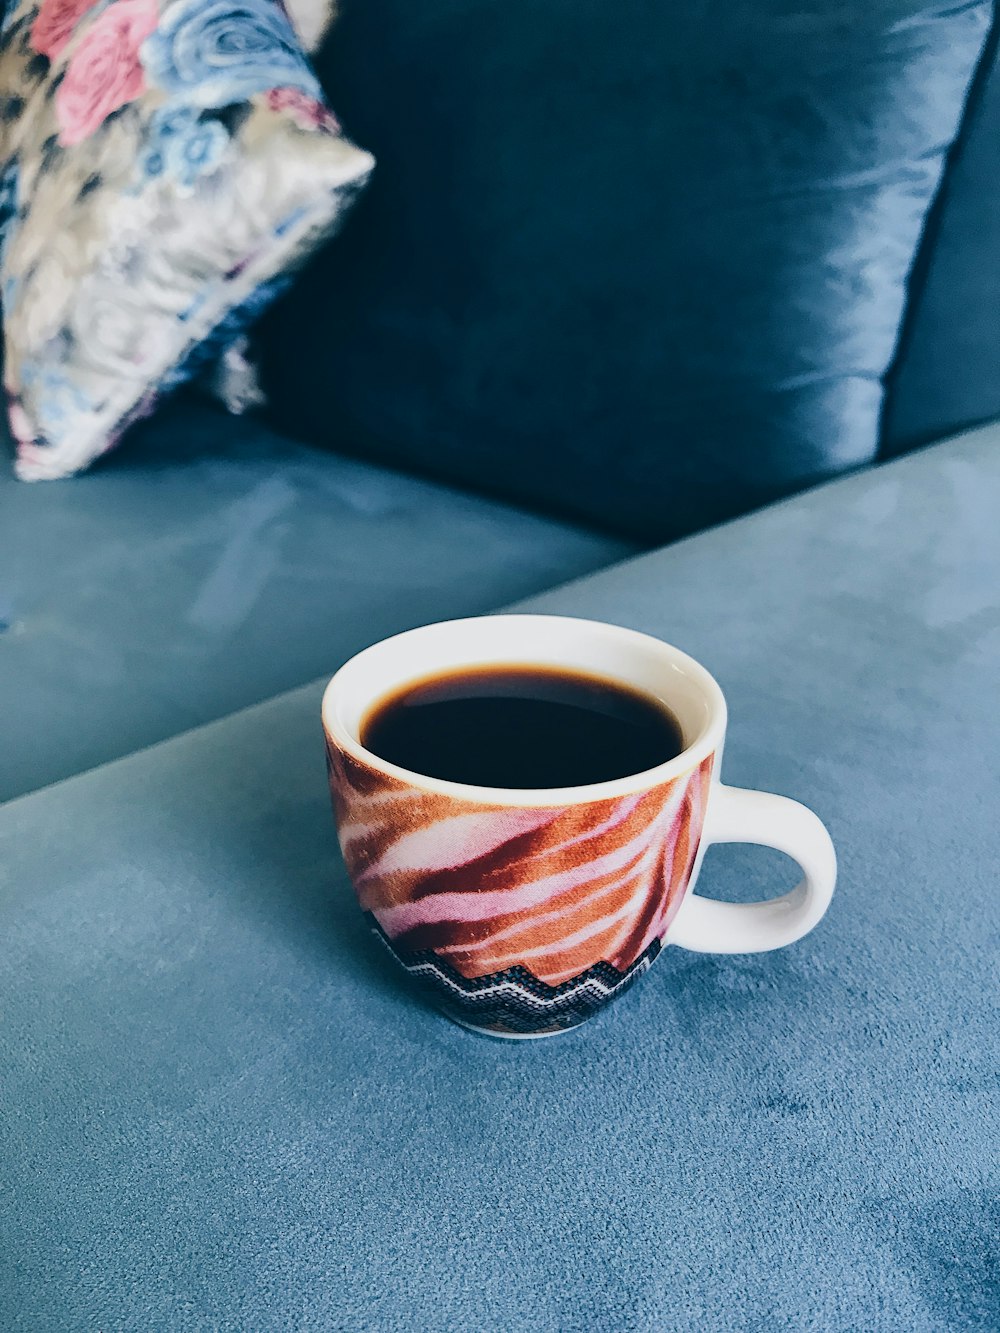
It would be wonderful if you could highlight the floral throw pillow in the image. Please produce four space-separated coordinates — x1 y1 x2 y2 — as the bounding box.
0 0 373 479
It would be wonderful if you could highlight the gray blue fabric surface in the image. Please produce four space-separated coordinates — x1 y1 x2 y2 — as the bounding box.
0 397 631 801
260 0 993 540
1 424 997 1329
885 16 1000 452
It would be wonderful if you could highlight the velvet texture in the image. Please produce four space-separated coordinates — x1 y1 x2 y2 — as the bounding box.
0 395 632 801
884 18 1000 452
259 1 992 540
1 424 997 1328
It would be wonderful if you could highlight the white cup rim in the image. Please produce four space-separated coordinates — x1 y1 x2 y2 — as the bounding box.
322 614 727 807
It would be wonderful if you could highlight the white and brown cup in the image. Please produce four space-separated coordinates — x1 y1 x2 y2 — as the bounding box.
322 615 836 1038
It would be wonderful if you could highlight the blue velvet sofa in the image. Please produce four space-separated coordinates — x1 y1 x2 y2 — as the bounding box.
1 1 998 803
1 7 998 1328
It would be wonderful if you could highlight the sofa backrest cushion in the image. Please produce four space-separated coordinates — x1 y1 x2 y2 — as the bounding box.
259 0 993 541
883 21 1000 456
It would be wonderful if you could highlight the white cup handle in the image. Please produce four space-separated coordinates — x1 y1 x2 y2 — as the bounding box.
667 783 837 953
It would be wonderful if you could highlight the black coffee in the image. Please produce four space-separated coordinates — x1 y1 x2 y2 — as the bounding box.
361 665 684 789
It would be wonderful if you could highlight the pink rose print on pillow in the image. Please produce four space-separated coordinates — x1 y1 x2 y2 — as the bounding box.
266 86 339 133
30 0 97 61
54 0 159 147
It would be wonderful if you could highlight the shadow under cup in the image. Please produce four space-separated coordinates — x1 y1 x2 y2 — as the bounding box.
321 615 726 1038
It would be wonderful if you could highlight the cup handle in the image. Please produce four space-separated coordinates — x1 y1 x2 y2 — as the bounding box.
667 783 837 953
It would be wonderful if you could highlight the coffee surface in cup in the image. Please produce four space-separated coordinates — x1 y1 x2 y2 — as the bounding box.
361 665 685 789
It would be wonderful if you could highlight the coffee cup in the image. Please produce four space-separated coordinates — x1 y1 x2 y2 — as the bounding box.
322 615 836 1038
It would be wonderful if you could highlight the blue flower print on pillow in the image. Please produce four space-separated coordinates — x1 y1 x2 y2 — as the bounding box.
0 163 18 228
24 370 90 435
0 164 20 304
140 0 321 109
0 162 17 236
140 105 230 187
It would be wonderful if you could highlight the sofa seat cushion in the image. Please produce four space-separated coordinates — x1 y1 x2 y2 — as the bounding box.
0 422 996 1329
0 396 633 800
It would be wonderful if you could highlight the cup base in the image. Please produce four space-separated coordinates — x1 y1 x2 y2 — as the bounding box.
449 1014 583 1040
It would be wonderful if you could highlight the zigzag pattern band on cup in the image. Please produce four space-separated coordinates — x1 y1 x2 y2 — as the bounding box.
372 919 662 1035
